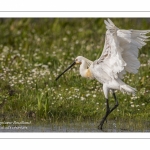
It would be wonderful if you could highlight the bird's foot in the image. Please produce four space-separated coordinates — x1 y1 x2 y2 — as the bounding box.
98 124 103 130
98 121 104 130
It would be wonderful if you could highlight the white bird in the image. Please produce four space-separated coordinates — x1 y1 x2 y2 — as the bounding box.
56 19 150 130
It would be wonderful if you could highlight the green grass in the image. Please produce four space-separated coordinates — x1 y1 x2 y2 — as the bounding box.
0 18 150 124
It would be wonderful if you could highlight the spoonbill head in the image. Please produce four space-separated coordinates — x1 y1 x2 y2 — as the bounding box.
55 56 94 80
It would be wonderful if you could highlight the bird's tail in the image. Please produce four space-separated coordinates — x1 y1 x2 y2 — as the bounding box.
120 84 136 95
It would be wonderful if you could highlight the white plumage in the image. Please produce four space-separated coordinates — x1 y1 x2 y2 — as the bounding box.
56 19 150 130
95 19 149 76
90 19 150 96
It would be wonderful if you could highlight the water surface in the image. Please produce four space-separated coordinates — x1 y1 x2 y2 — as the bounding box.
0 120 150 132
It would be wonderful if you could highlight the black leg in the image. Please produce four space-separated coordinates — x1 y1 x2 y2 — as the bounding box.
98 98 110 130
110 92 119 112
98 92 119 130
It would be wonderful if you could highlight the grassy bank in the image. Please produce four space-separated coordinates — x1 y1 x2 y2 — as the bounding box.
0 18 150 124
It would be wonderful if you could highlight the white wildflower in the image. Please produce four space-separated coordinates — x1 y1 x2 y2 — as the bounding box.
93 94 96 98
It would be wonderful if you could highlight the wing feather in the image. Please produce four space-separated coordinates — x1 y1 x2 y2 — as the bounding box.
93 19 150 80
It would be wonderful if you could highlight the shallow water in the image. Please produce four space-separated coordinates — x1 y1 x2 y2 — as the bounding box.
0 120 150 132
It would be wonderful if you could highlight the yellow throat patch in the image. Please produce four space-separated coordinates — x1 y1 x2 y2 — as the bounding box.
85 69 93 78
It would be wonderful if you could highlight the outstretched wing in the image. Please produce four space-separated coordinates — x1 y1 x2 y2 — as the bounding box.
94 18 150 80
